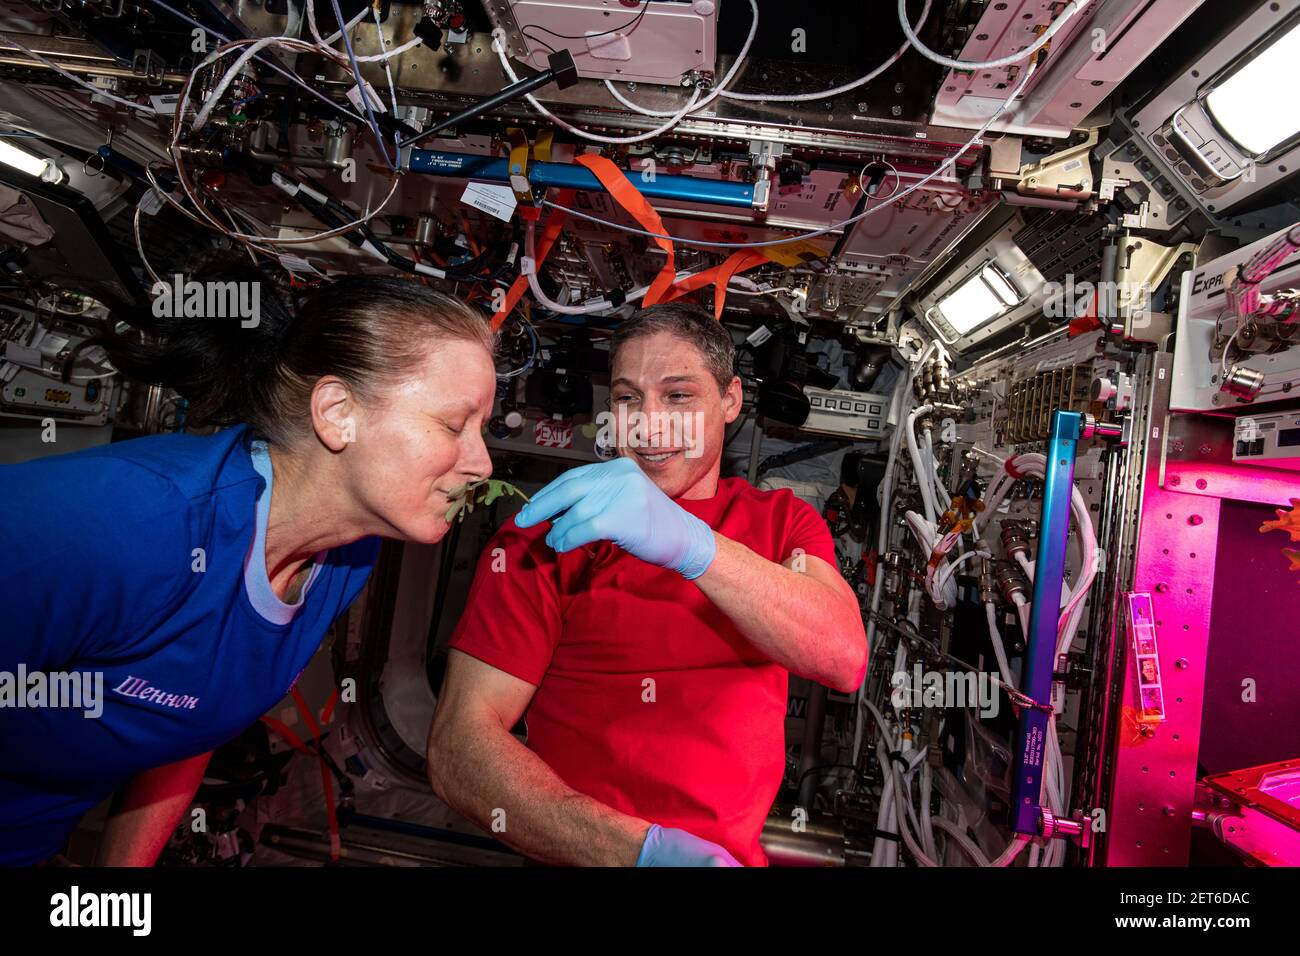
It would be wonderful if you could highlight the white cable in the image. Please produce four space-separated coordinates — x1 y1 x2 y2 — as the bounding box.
897 0 1082 70
871 767 898 867
989 833 1032 867
193 35 287 130
925 427 949 513
539 60 1038 249
973 468 1014 540
723 0 931 101
523 220 710 316
1012 592 1031 637
1220 326 1242 377
1015 551 1034 579
494 28 702 144
165 131 401 246
919 762 937 861
984 601 1015 687
609 0 932 109
880 742 937 868
141 0 366 126
1016 550 1074 606
936 546 987 592
373 6 399 115
863 698 900 867
329 0 394 170
905 406 937 524
306 0 369 48
353 29 423 62
5 35 157 115
933 816 990 867
492 0 754 145
355 34 423 62
854 369 916 764
603 80 695 118
133 205 163 286
306 0 422 65
861 158 901 200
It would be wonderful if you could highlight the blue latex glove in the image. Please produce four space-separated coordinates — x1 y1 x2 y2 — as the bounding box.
635 824 741 867
514 457 717 580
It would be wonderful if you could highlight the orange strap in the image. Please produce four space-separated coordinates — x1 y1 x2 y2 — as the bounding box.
663 249 770 321
259 685 342 861
490 188 574 331
573 153 678 307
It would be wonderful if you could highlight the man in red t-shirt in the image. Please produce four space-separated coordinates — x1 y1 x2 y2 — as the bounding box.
427 303 867 866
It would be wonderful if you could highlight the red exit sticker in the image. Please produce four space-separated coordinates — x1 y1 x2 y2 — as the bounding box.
534 419 573 449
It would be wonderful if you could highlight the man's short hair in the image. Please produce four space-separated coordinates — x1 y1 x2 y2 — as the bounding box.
609 303 735 392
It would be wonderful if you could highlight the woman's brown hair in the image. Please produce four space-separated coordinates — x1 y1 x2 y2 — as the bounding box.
106 264 495 445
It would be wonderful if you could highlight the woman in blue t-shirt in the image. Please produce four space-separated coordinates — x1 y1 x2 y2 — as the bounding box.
0 271 498 866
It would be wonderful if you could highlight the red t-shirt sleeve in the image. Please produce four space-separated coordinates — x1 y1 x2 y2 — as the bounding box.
779 491 839 570
448 520 563 687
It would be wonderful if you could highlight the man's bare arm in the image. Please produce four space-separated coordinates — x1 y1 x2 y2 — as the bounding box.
427 649 651 866
694 536 867 692
95 750 211 866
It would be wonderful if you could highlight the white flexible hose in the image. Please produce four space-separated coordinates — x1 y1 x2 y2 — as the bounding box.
933 817 990 867
984 601 1015 687
524 220 721 315
494 0 755 145
905 405 938 525
720 0 933 101
853 368 917 765
884 746 937 868
897 0 1082 70
989 833 1033 867
925 427 949 514
1013 592 1031 637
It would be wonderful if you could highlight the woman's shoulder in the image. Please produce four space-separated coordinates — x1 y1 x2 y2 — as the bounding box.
0 427 263 573
0 425 257 505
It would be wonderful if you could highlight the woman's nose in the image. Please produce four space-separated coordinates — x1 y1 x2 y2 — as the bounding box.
462 429 493 481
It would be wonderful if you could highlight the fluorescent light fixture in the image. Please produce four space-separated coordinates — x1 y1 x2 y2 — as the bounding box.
936 263 1021 335
1205 20 1300 156
0 138 51 178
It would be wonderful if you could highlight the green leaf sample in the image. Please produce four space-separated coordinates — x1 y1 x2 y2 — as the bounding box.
443 478 530 523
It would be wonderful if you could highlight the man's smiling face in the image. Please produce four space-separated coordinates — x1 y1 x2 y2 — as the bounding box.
608 330 742 500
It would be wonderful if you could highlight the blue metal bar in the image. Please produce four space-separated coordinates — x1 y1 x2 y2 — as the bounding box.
405 148 755 209
1011 408 1083 835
